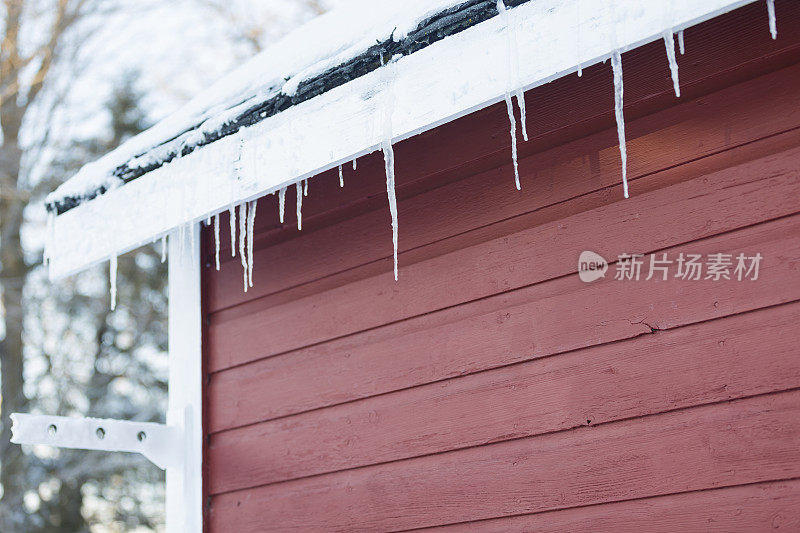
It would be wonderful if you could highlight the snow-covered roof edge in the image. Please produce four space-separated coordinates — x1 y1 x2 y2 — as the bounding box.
46 0 760 279
48 0 521 214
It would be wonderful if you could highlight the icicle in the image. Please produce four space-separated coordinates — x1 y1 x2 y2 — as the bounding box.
515 89 528 142
766 0 777 40
206 216 211 225
228 206 236 257
498 0 522 188
352 158 357 171
499 0 527 140
303 179 308 197
238 203 248 292
160 235 167 263
382 140 399 281
178 223 185 262
381 59 400 281
189 222 195 258
296 182 303 231
663 31 680 97
109 255 118 311
213 213 221 271
677 30 685 55
246 200 257 288
44 210 55 268
611 50 629 199
338 165 344 187
278 187 286 223
504 93 521 190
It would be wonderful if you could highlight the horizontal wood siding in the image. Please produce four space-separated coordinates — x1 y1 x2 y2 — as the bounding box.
202 3 800 530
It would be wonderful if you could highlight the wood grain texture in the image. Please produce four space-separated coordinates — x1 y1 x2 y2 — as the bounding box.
421 480 800 532
208 391 800 532
208 202 800 433
209 301 800 494
202 4 800 531
207 138 800 374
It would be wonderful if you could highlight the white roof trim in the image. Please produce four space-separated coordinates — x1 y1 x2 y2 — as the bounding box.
47 0 756 279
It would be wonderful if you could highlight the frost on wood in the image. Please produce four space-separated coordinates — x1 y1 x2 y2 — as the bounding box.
611 50 628 199
766 0 777 40
663 31 681 97
213 213 221 271
238 203 248 292
278 187 286 223
296 182 303 231
109 255 118 311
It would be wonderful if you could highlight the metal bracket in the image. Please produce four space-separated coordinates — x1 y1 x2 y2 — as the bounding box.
9 409 189 470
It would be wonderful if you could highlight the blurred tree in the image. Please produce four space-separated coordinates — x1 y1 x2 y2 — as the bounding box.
0 0 112 529
17 72 168 532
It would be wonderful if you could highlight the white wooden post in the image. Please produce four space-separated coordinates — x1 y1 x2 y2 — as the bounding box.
167 224 203 532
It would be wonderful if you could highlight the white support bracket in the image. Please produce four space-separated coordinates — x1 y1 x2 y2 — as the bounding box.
9 409 189 470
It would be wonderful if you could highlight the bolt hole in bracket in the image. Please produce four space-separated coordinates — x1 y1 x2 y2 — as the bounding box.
9 411 188 470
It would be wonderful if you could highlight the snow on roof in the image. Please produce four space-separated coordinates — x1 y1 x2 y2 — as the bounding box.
47 0 501 211
46 0 763 281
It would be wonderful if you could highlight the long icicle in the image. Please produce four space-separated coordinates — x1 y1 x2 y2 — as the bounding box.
611 50 628 199
504 94 521 190
382 59 400 281
498 0 522 189
766 0 777 40
238 203 248 292
383 141 398 282
247 200 257 288
213 213 221 270
663 31 680 97
278 187 286 223
228 206 236 257
296 182 303 231
338 165 344 187
109 255 118 311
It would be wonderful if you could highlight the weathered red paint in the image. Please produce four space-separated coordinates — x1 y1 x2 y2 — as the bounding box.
201 2 800 530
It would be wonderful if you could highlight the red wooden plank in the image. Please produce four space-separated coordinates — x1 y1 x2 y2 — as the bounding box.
208 390 800 532
206 58 800 313
422 480 800 532
208 211 800 432
209 301 800 493
207 136 800 372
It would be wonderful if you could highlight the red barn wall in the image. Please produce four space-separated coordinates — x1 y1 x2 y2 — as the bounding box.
201 2 800 530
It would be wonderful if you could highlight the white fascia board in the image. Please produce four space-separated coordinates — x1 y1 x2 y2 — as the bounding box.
47 0 757 279
166 225 202 533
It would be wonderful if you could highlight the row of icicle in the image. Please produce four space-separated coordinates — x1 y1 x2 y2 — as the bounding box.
96 0 778 309
499 0 777 200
